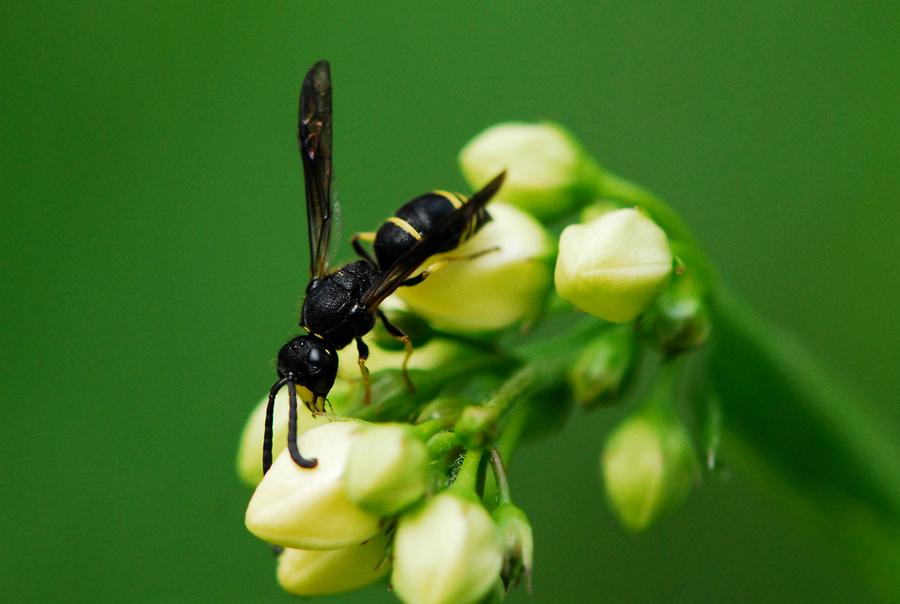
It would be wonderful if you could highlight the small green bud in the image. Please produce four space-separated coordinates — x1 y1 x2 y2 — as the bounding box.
459 122 600 221
393 492 504 604
569 325 636 408
344 423 429 516
425 431 462 460
455 405 500 449
396 202 554 334
244 420 382 549
276 532 390 596
416 397 464 424
601 408 699 531
555 208 673 323
492 503 534 591
236 386 331 487
641 274 711 357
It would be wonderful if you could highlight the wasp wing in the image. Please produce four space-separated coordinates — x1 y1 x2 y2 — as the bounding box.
361 171 506 311
298 60 334 279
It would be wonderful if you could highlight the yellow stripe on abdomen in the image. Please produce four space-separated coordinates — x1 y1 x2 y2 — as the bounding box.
387 216 423 240
432 190 464 209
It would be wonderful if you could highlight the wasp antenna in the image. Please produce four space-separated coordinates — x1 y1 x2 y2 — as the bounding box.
286 377 318 469
263 376 289 475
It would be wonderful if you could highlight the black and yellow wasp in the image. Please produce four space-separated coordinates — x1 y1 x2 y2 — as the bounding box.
263 60 504 473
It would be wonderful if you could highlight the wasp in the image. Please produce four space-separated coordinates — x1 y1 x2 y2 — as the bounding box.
263 60 505 473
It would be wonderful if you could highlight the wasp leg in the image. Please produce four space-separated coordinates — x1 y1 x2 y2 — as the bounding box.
263 376 288 475
377 309 415 394
356 336 371 404
286 377 318 468
400 246 500 287
352 232 377 265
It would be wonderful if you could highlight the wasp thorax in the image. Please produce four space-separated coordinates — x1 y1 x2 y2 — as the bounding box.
277 336 338 397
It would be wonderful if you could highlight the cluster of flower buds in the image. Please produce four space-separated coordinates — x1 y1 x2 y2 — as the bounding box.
239 119 718 601
239 407 528 603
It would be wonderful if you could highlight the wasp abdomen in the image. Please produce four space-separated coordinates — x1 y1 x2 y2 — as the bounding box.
374 191 487 270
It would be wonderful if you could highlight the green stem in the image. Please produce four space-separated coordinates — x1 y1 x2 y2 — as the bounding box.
643 356 685 415
495 398 531 466
426 431 460 459
453 448 483 492
711 287 900 598
489 449 512 505
411 419 446 439
475 318 604 462
598 171 697 247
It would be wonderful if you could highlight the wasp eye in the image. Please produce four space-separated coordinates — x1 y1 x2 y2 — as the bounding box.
308 346 324 370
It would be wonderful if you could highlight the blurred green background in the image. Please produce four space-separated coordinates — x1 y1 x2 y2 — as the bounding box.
2 2 898 602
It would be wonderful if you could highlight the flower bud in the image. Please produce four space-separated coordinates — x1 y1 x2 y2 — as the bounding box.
579 199 622 223
236 386 332 487
555 208 672 323
454 405 500 449
459 122 600 221
393 492 504 604
396 202 554 334
338 337 471 381
601 408 699 531
245 420 382 549
641 274 711 357
276 532 390 596
569 325 636 408
416 397 465 424
492 503 533 591
344 423 429 516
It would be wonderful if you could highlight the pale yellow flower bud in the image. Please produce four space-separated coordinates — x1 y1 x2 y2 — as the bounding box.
276 532 390 596
338 336 471 381
396 202 553 333
344 423 429 516
460 122 600 221
245 420 381 549
236 386 331 487
602 411 699 531
392 492 504 604
555 208 672 323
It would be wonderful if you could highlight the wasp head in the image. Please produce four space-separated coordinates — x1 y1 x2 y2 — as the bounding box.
277 335 338 397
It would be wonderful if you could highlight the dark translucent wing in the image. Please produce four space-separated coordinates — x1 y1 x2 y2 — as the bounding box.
361 171 506 310
299 60 334 278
